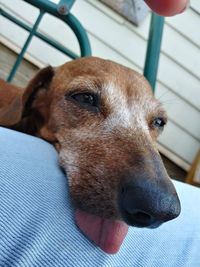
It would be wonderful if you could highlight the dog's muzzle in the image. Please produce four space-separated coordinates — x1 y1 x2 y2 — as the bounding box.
118 173 181 228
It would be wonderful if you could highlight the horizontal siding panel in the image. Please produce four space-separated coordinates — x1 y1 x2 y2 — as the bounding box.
1 0 39 21
134 8 200 49
158 120 200 164
86 0 125 24
74 1 200 97
0 20 74 67
86 0 200 50
2 1 200 90
158 55 200 110
191 1 200 13
0 3 80 54
166 8 200 47
0 16 140 71
39 14 80 54
73 0 147 67
155 83 200 140
0 17 28 50
87 0 151 39
88 34 140 72
1 0 146 67
162 26 200 79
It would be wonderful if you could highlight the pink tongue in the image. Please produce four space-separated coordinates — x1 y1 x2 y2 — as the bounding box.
75 209 129 254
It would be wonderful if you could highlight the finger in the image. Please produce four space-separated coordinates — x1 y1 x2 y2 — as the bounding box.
144 0 189 16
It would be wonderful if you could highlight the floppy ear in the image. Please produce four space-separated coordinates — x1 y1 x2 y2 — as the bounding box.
0 66 54 137
0 79 24 126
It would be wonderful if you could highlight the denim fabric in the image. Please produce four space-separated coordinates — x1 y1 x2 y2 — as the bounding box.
0 127 200 267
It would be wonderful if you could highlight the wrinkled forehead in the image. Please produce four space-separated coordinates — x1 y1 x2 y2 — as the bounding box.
54 57 153 99
52 58 166 134
53 57 162 116
65 74 154 107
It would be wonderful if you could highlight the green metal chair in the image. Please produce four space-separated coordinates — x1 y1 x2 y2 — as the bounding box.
0 0 164 92
0 0 91 82
144 14 164 92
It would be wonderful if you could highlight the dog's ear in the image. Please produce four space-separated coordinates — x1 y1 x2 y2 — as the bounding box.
0 79 24 126
0 66 55 137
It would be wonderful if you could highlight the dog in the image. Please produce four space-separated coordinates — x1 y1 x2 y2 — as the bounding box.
0 57 181 254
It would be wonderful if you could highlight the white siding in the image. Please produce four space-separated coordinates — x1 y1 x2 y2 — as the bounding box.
191 1 200 13
0 0 200 170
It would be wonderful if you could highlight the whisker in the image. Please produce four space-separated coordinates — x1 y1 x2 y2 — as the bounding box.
159 98 179 106
156 91 178 106
156 91 170 101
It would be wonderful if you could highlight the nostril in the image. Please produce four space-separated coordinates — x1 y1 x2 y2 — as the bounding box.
121 186 126 195
131 211 152 223
119 186 156 227
127 210 155 227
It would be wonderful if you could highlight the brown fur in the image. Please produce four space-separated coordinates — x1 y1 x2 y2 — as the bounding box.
0 57 177 221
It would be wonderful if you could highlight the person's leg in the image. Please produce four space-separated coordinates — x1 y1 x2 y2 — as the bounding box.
0 127 199 267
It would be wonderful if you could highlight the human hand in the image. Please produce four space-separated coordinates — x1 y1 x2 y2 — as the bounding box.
144 0 189 16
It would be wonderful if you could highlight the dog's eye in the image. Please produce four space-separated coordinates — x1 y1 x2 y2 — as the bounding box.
152 118 166 129
67 92 99 112
72 93 96 106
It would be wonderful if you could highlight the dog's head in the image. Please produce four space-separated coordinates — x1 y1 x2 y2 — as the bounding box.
1 57 181 253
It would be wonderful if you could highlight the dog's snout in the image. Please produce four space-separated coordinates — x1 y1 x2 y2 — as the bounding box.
119 185 159 227
119 180 181 228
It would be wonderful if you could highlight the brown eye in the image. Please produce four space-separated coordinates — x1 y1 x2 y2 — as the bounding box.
152 118 166 129
66 92 99 112
72 93 96 106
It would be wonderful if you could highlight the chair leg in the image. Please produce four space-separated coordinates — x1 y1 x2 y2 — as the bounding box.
7 11 44 82
143 13 164 92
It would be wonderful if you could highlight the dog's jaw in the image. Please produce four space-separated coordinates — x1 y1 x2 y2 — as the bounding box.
59 149 128 254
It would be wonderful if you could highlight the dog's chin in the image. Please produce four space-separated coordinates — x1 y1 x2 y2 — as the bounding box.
75 208 129 254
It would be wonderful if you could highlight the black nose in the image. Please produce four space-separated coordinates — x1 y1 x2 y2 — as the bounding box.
119 181 181 228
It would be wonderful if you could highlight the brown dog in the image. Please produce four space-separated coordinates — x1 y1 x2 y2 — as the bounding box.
0 57 181 254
